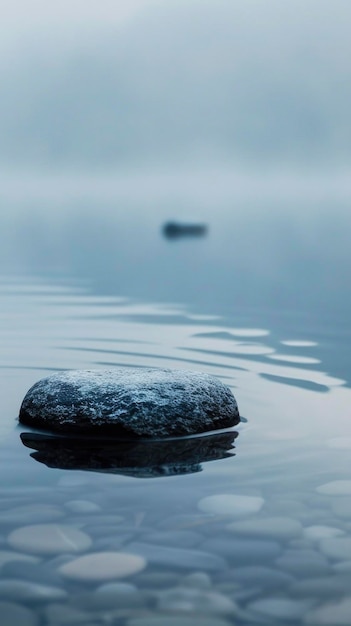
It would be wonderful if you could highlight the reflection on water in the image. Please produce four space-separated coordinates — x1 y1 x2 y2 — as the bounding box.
20 430 238 477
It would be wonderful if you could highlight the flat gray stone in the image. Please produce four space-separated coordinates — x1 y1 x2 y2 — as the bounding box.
19 369 239 437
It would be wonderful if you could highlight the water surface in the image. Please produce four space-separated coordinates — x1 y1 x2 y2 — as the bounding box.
1 241 351 625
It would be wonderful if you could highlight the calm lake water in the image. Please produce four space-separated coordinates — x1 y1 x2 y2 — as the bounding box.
1 180 351 625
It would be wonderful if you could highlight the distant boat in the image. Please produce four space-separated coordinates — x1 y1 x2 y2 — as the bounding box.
162 221 208 239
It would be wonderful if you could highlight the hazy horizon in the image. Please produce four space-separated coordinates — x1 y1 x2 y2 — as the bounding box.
1 0 351 173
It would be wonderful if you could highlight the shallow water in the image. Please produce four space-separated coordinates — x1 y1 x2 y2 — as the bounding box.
1 197 351 625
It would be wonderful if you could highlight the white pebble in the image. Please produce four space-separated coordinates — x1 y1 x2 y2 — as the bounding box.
58 552 146 582
8 524 92 555
316 481 351 496
198 494 264 517
303 525 345 542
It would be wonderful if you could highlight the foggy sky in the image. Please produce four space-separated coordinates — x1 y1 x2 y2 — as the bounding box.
1 0 351 170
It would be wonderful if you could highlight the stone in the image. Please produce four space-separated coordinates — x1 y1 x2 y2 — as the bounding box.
303 525 345 542
1 560 62 586
157 586 237 615
320 537 351 561
0 504 65 525
332 498 351 519
247 597 312 620
7 524 92 555
72 582 146 611
58 552 146 582
290 575 351 598
140 530 202 548
0 580 67 602
198 494 264 518
0 551 40 569
203 537 282 564
227 516 302 541
125 542 227 571
304 597 351 624
64 500 101 514
19 369 240 437
43 604 93 625
276 550 330 577
222 566 295 590
127 617 231 626
181 572 212 589
316 481 351 496
333 560 351 573
0 601 38 626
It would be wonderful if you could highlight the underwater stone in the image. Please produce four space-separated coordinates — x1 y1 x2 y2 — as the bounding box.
18 368 239 437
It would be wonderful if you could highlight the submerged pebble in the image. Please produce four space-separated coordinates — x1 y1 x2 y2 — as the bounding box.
58 552 146 582
7 524 92 555
127 617 231 626
0 551 40 568
227 516 302 540
0 504 65 525
248 596 312 620
0 601 39 626
316 481 351 496
19 368 239 437
125 542 227 571
156 586 237 615
304 597 351 624
198 494 264 517
319 537 351 561
303 525 345 542
0 580 67 602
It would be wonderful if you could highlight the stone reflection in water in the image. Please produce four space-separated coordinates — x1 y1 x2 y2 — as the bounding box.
20 430 238 477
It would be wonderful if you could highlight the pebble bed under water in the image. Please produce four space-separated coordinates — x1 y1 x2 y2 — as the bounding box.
1 277 351 625
2 471 351 625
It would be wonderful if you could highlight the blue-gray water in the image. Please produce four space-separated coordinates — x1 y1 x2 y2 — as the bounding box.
1 190 351 625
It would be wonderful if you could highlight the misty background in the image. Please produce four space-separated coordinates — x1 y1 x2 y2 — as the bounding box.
1 0 351 169
0 0 350 323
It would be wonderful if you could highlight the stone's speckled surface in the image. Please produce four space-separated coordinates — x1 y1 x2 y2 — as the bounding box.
19 368 240 437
